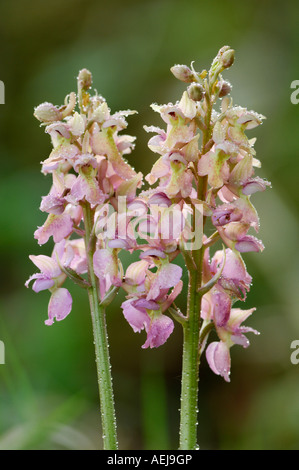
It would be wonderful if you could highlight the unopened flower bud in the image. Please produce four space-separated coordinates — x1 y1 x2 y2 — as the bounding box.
209 46 235 84
219 80 232 97
220 48 235 69
34 102 62 122
187 83 204 101
77 68 92 90
170 64 196 83
77 69 92 112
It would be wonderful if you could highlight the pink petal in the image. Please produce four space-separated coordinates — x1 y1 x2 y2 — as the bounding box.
32 277 55 293
34 213 73 245
25 273 54 292
242 177 271 195
29 255 61 278
91 130 136 180
108 239 130 249
70 174 105 207
147 263 182 301
235 236 264 253
212 249 252 285
148 192 172 207
93 249 121 286
121 299 150 333
161 280 183 312
142 314 174 349
212 205 242 226
124 260 149 286
206 341 231 382
135 299 160 310
40 194 65 215
228 307 256 331
212 291 231 327
46 288 72 325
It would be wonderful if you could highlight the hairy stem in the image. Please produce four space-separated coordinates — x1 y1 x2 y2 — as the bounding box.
82 204 118 450
179 83 214 449
179 265 202 449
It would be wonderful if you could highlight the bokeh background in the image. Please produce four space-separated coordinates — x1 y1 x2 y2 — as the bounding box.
0 0 299 450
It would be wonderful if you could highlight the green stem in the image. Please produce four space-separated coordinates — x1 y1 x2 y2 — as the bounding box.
179 265 202 449
82 204 118 450
179 81 215 449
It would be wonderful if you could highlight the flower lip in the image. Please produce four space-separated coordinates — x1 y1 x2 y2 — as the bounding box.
212 206 242 226
139 249 166 260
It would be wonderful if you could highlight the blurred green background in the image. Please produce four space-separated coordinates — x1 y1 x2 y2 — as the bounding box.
0 0 299 450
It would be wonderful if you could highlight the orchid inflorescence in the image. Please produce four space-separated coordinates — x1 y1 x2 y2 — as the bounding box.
26 46 269 449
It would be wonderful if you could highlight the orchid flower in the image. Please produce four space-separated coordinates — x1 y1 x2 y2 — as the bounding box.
26 48 268 450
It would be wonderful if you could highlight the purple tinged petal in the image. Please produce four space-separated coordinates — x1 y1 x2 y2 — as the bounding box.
212 249 252 286
32 277 55 293
242 177 271 195
206 341 231 382
161 280 183 312
223 250 251 284
142 314 174 349
40 194 65 215
121 299 150 333
146 134 167 154
134 299 160 310
46 288 72 325
25 272 55 292
235 236 264 253
231 333 250 348
127 199 148 217
147 263 183 301
212 291 231 327
148 192 172 207
25 273 40 289
212 206 242 226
